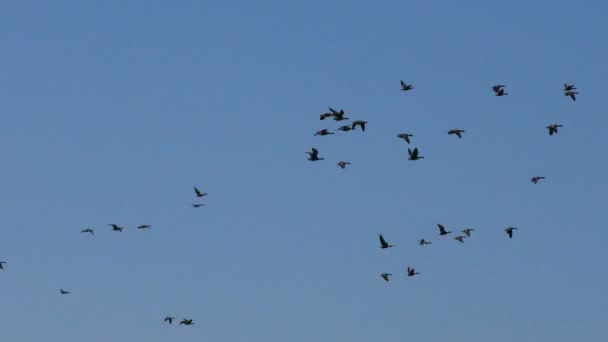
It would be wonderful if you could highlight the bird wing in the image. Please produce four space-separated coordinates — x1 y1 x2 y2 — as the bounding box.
194 187 202 196
379 234 387 246
412 148 419 158
437 224 445 234
404 135 410 143
400 80 406 88
408 148 413 157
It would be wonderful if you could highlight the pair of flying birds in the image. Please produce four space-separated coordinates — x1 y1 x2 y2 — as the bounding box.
164 317 194 326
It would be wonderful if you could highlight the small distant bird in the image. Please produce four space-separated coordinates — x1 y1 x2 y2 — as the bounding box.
351 120 367 132
455 236 466 243
332 110 349 121
546 124 563 135
447 129 466 138
306 148 323 161
194 187 208 198
505 227 517 238
397 133 413 144
437 224 451 236
461 228 474 237
60 289 70 295
314 129 334 136
492 84 506 93
164 316 175 324
0 261 6 270
563 83 576 91
320 111 334 120
418 239 432 246
179 319 194 326
495 88 508 96
337 161 351 169
400 80 414 91
380 273 392 282
137 224 151 230
407 148 424 160
531 176 546 184
564 91 578 101
190 203 205 208
407 267 419 277
81 228 94 235
337 125 352 132
108 224 124 232
379 234 393 249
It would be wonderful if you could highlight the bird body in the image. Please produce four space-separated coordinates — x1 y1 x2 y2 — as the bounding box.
306 148 324 161
531 176 546 184
437 224 451 235
190 203 205 208
408 148 424 160
351 120 367 132
455 236 466 243
337 125 352 132
314 129 334 136
447 129 466 138
380 273 392 282
461 228 474 237
397 133 413 144
379 234 393 249
194 187 208 198
60 289 70 295
400 80 414 91
546 124 563 135
505 227 517 238
407 267 419 277
418 239 432 246
180 319 194 326
337 161 351 169
564 91 578 101
81 228 94 235
564 83 576 91
137 224 151 229
108 224 124 232
0 261 6 270
164 316 175 324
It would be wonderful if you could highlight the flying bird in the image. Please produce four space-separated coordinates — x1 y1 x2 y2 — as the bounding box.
60 289 70 295
108 224 124 232
194 187 208 198
189 203 205 208
379 234 393 249
337 161 351 169
455 236 466 243
179 319 194 326
407 267 419 277
397 133 413 144
137 224 151 230
437 224 451 236
314 129 334 136
531 176 546 184
332 110 348 121
337 125 352 132
407 148 424 160
164 316 175 324
306 148 324 161
0 261 6 270
400 80 414 91
563 83 576 91
505 227 517 239
447 129 466 138
461 228 474 237
492 84 506 93
380 273 392 282
495 88 508 96
81 228 94 235
418 239 432 246
546 124 563 135
564 91 578 101
351 120 367 132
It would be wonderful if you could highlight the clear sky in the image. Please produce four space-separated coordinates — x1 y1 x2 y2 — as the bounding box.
1 1 607 341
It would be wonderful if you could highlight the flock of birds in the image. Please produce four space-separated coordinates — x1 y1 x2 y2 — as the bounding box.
306 81 579 282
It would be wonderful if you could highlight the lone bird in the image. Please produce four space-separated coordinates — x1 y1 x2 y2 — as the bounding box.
564 83 576 91
351 120 367 132
0 261 6 270
60 289 70 295
337 161 351 169
505 227 517 239
492 84 506 94
418 239 432 246
447 129 466 138
314 129 334 136
408 148 424 160
306 148 323 161
546 124 563 135
194 187 208 198
400 80 414 91
379 234 393 249
137 224 151 230
81 228 94 235
407 267 419 277
397 133 413 144
108 224 124 232
455 236 466 243
190 203 205 208
531 176 546 184
180 319 194 326
337 125 352 132
564 91 578 101
164 316 175 324
461 228 474 237
437 224 451 236
380 273 392 282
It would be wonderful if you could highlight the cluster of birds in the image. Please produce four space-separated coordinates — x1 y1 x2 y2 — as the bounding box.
305 80 580 282
79 224 151 235
164 317 194 326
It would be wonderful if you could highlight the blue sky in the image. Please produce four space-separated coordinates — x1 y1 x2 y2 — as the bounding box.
1 1 607 341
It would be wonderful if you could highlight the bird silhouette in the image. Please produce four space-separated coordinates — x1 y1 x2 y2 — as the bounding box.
337 125 352 132
351 120 367 132
546 124 563 135
455 236 466 243
164 316 175 324
337 161 351 169
194 187 208 198
380 273 392 282
0 261 6 270
137 224 151 230
180 319 194 326
81 228 94 235
306 148 323 161
447 129 466 138
331 110 348 121
418 239 432 246
407 267 419 277
461 228 474 237
189 203 205 208
397 133 413 144
400 80 414 91
437 224 451 236
564 83 576 91
314 129 334 136
108 224 124 232
531 176 546 184
60 289 70 295
505 227 517 238
564 91 578 101
379 234 393 249
408 148 424 160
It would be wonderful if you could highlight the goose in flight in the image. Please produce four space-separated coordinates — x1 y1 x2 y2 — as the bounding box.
164 316 175 324
418 239 432 246
337 161 351 169
194 187 208 198
546 124 563 135
564 91 578 101
0 261 6 270
447 129 466 138
437 224 451 236
531 176 546 184
351 120 367 132
461 228 474 237
397 133 413 144
81 228 94 235
379 234 393 249
60 289 71 295
407 267 419 277
380 273 392 282
505 226 517 238
314 129 334 136
108 224 124 232
137 224 151 230
180 318 194 326
408 148 424 160
400 80 414 91
455 235 466 243
306 148 323 161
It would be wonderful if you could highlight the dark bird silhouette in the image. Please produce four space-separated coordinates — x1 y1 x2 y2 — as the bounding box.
455 235 466 243
397 133 413 144
164 316 175 324
492 85 506 93
306 148 323 161
337 161 351 169
418 239 432 246
447 129 466 138
505 227 517 238
461 228 474 237
407 148 424 160
379 234 393 249
495 88 508 96
137 224 151 230
546 124 563 135
194 187 208 198
108 224 124 232
531 176 546 184
332 110 349 121
407 267 419 277
564 83 576 91
400 80 414 91
351 120 367 132
180 319 194 326
189 203 205 208
314 129 334 136
320 112 334 120
337 125 352 132
380 273 392 282
564 91 578 101
0 261 6 270
437 224 451 236
81 228 94 235
60 289 70 295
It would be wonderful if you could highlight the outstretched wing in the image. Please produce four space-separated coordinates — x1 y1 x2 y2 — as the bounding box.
437 224 445 234
400 80 406 88
379 234 387 246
